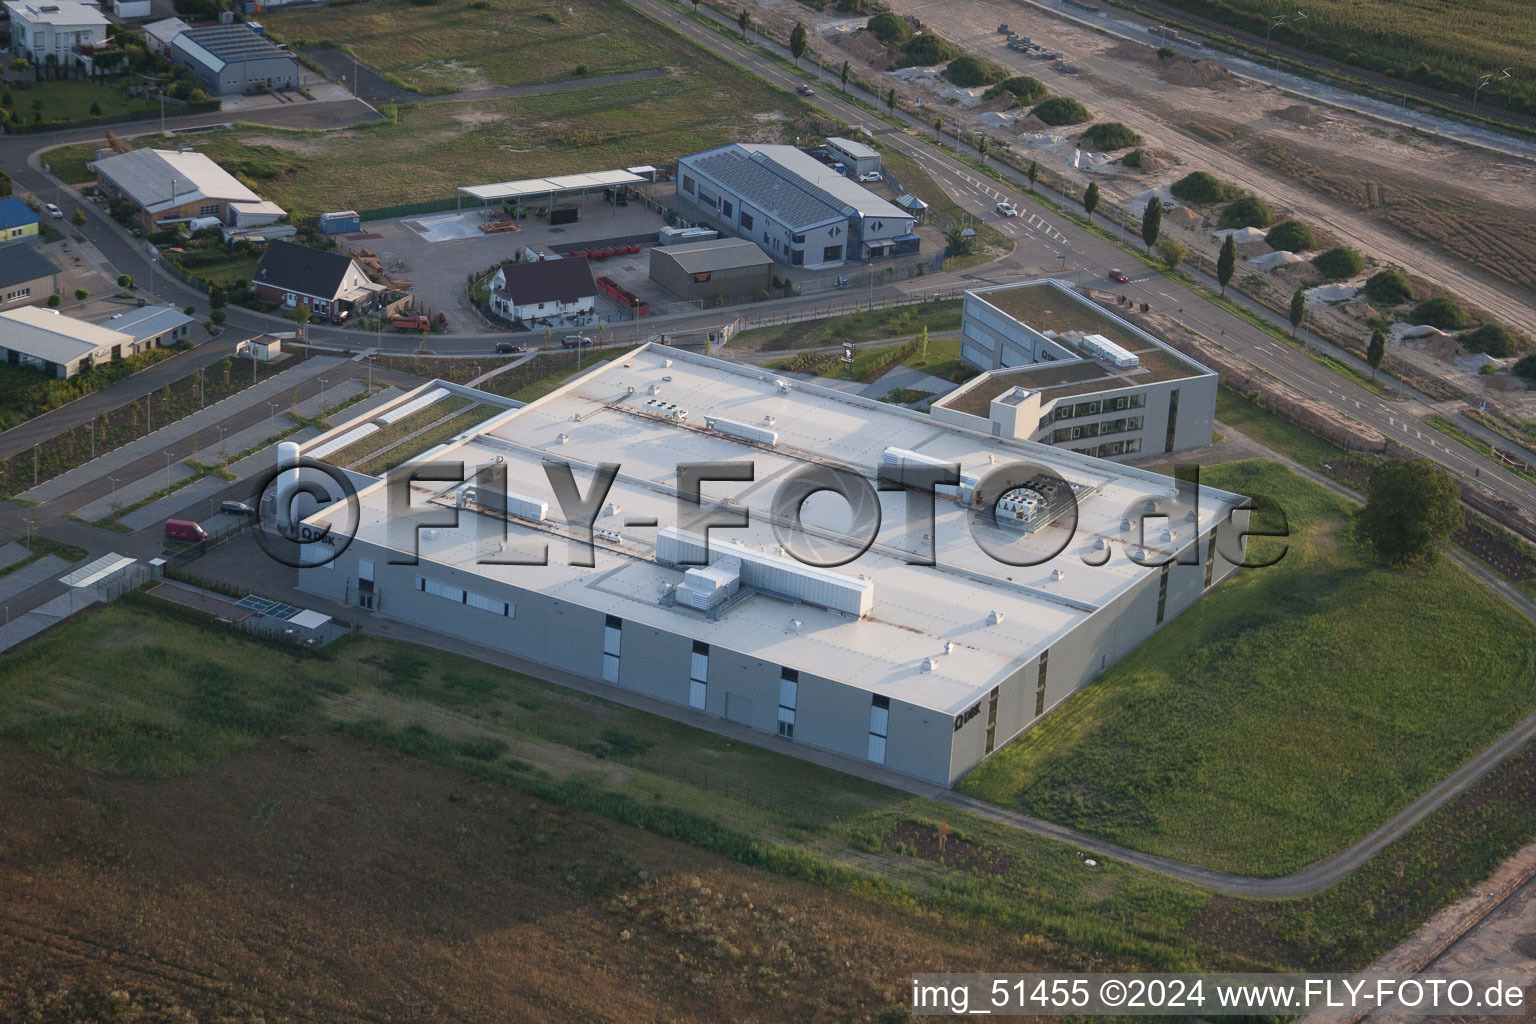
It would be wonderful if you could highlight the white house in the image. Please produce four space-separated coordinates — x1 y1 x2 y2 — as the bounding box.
488 256 597 327
142 16 190 55
5 0 109 66
0 307 133 378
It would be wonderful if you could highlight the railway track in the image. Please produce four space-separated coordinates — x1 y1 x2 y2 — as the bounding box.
1109 0 1536 135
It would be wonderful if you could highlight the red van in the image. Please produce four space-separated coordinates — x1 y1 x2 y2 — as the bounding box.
165 519 208 542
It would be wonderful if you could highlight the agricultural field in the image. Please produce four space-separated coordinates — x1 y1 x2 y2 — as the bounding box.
46 65 807 214
8 581 1536 1005
263 0 682 94
959 459 1536 876
1155 0 1536 113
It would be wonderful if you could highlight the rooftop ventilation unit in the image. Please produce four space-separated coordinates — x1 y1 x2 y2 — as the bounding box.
1079 333 1140 369
705 415 778 447
986 610 1004 626
676 556 742 610
658 527 873 618
461 485 548 522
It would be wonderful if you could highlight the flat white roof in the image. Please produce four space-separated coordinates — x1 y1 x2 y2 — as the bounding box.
61 553 135 588
0 307 133 363
5 0 109 27
826 136 880 161
306 345 1246 715
459 168 645 202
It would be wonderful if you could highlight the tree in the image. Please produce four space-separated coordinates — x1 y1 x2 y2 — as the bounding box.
917 324 928 361
737 8 750 34
46 293 60 308
1027 160 1039 191
70 208 84 226
89 100 101 116
866 12 910 45
789 22 808 63
1289 285 1306 337
116 273 133 289
886 86 895 110
1364 269 1413 305
1312 245 1365 280
840 60 849 88
944 55 991 88
933 117 942 140
1355 459 1463 567
1216 234 1236 295
1140 196 1161 252
1366 328 1386 379
1156 237 1186 271
74 288 88 301
293 304 312 328
1081 181 1099 219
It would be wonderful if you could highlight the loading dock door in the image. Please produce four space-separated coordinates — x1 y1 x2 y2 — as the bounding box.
724 692 753 725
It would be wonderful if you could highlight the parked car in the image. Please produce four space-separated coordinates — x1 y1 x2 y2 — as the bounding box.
562 334 592 349
44 203 62 219
495 342 524 354
796 84 815 96
857 171 883 183
220 500 255 517
165 519 208 542
1108 268 1130 283
995 201 1018 217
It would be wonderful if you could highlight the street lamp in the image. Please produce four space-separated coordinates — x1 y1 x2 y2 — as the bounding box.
268 401 278 428
1265 14 1285 45
164 451 173 490
108 475 119 503
215 424 227 465
1474 73 1494 106
319 377 329 413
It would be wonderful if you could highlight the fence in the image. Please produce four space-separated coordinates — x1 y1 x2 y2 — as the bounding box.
357 197 463 223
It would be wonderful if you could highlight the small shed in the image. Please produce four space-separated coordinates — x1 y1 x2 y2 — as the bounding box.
649 237 772 303
237 335 282 361
824 136 881 177
318 210 361 235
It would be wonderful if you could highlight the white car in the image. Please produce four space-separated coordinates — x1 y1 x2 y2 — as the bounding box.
858 171 883 182
996 201 1018 217
44 203 63 219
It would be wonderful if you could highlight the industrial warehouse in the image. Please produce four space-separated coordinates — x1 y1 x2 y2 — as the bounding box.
294 343 1250 786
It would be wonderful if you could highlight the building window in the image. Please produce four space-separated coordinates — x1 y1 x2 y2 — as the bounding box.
720 199 733 218
689 639 708 709
790 250 803 266
791 233 805 243
603 614 622 683
681 174 696 195
822 244 843 262
739 211 754 230
1130 393 1147 409
984 686 1000 754
1035 650 1049 717
1054 405 1073 421
1125 438 1143 454
1053 427 1072 443
867 694 889 764
4 288 29 301
1074 401 1100 418
1156 564 1170 625
777 668 798 739
198 203 219 217
690 271 712 283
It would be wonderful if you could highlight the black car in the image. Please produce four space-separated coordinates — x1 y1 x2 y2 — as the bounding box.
495 342 525 354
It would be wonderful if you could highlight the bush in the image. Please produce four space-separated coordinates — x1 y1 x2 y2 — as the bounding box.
866 12 910 45
1217 195 1273 229
1265 219 1315 252
572 63 589 76
1156 45 1177 59
983 75 1046 104
1513 354 1536 383
1080 121 1141 149
899 33 956 65
73 288 87 301
1460 322 1519 357
1171 171 1235 204
1411 296 1468 330
1031 96 1090 125
944 55 993 87
1311 245 1365 280
209 308 226 324
1119 147 1145 168
1364 269 1414 305
45 293 59 308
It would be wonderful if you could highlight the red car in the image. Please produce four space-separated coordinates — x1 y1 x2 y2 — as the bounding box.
1108 268 1130 283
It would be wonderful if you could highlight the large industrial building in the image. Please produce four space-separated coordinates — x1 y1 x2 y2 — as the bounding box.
295 343 1249 786
170 23 300 96
675 143 917 269
933 280 1219 459
93 148 288 232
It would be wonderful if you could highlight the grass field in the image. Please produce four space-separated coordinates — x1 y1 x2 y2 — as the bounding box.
5 80 162 126
264 0 679 94
1155 0 1536 114
959 459 1536 876
14 585 1536 974
45 62 805 213
731 299 963 352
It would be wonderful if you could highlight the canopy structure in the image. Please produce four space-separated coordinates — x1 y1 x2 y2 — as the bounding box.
60 553 136 589
894 193 929 211
457 168 647 204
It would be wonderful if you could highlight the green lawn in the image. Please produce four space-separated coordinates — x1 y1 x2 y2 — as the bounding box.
731 299 962 352
1214 387 1345 471
45 63 805 214
264 0 679 93
959 459 1536 876
6 79 162 127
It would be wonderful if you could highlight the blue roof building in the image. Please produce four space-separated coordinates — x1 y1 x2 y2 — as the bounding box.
0 198 41 240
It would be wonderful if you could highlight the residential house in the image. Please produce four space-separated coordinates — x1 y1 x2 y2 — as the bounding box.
253 242 382 323
142 16 190 56
0 306 132 378
4 0 108 67
0 244 59 311
0 198 40 242
488 256 597 327
92 147 287 232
